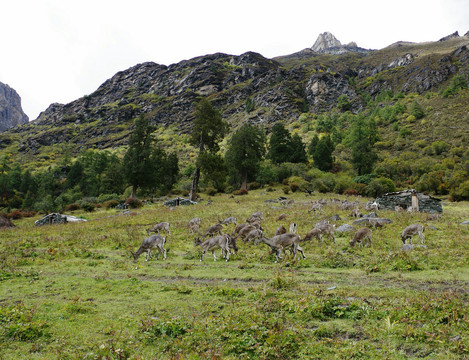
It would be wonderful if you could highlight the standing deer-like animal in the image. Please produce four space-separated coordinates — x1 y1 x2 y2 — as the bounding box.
203 222 223 239
350 228 372 247
350 208 362 218
147 222 170 236
255 233 305 263
302 223 336 244
244 228 264 243
131 234 167 262
188 217 202 234
401 224 425 244
194 234 231 261
236 224 257 241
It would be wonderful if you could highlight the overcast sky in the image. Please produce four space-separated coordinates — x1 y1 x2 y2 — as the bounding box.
1 0 468 120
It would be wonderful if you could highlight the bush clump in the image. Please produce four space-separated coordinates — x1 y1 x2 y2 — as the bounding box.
103 199 120 209
205 186 217 196
125 198 144 209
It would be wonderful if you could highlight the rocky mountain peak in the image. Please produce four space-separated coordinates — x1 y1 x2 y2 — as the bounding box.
0 81 29 132
311 32 342 52
310 32 364 55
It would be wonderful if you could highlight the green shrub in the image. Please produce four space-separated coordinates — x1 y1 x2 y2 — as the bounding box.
354 174 377 184
205 186 217 196
442 75 468 97
125 198 143 208
410 101 425 119
247 182 260 190
333 175 353 194
399 127 412 138
97 193 121 203
366 177 396 197
103 199 120 209
431 141 450 155
450 180 469 201
64 203 80 212
80 202 95 212
232 189 248 196
312 178 330 193
415 174 440 194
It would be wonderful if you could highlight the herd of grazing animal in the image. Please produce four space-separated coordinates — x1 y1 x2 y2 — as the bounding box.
132 199 435 263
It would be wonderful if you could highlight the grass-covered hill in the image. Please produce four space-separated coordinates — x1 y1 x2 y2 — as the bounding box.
0 33 468 211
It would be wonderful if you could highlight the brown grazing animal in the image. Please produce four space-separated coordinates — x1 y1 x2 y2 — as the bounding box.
255 233 305 263
401 224 425 244
350 228 372 247
147 222 170 236
194 234 231 261
131 235 167 262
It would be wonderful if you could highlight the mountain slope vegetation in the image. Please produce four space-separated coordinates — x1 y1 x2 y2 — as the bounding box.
0 33 468 212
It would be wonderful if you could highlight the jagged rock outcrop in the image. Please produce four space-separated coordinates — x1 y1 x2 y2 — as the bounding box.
0 81 29 132
311 32 342 52
439 31 459 42
310 32 369 55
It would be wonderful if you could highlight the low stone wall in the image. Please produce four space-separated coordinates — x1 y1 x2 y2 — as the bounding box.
375 191 442 213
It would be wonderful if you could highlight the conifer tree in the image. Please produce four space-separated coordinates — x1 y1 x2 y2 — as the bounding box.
313 134 334 171
189 98 227 201
225 123 266 191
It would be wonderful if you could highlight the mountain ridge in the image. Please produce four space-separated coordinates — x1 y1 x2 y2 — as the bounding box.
0 32 468 162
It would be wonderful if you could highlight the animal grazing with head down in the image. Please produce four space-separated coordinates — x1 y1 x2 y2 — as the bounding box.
147 222 170 236
221 216 237 225
255 233 305 263
401 224 425 244
350 228 372 247
194 234 232 261
302 223 336 244
244 228 264 243
246 212 264 223
131 234 167 262
203 222 224 239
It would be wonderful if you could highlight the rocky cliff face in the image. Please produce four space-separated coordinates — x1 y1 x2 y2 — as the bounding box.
311 32 342 52
0 82 29 132
4 33 469 155
309 32 369 55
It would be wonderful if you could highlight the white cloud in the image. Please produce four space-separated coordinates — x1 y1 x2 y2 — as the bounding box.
0 0 467 120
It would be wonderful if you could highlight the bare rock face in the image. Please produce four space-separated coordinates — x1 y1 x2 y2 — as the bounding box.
439 31 459 42
311 32 342 52
310 32 367 55
0 81 29 132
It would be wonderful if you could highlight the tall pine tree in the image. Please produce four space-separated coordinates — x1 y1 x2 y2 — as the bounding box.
346 116 379 175
123 114 178 198
225 124 266 191
313 134 334 171
189 98 227 201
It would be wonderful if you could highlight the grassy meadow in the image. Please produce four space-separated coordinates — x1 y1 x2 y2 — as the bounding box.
1 189 468 359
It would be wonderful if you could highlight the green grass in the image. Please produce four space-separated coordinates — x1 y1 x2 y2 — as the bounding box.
1 189 468 359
